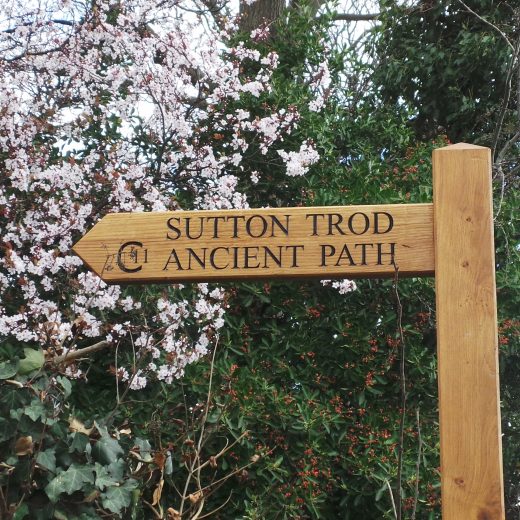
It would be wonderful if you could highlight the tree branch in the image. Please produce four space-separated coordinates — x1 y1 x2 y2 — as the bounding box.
2 18 77 34
329 13 380 22
48 340 111 365
491 39 519 161
496 129 520 165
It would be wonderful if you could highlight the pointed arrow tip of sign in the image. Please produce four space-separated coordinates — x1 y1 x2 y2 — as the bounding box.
71 238 105 280
71 239 82 258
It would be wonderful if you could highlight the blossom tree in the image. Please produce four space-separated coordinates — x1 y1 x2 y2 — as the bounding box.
0 0 331 388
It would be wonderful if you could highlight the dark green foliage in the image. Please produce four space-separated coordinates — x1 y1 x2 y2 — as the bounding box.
0 369 138 519
372 0 516 144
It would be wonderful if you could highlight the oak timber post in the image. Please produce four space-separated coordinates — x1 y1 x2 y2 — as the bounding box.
433 143 505 519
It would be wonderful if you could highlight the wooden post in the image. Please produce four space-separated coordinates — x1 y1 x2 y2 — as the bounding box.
433 143 504 519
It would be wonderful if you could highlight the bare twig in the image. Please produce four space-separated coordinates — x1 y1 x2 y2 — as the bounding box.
195 334 220 465
197 457 258 495
197 491 233 519
493 37 520 218
517 44 520 124
410 408 423 520
143 499 163 518
491 38 520 161
2 18 77 34
493 162 508 221
179 335 220 517
393 264 407 520
115 339 121 405
456 0 514 53
496 129 520 165
0 479 8 513
385 478 398 519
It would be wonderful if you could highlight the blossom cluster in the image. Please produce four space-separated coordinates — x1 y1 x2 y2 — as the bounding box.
321 279 357 295
277 141 320 177
308 61 332 113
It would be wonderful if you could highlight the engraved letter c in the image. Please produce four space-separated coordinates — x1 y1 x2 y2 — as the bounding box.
117 241 144 273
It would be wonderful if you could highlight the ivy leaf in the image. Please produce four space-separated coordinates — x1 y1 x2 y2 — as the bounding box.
133 437 152 462
92 435 124 465
106 459 125 481
56 376 72 397
36 449 57 473
12 503 29 520
101 479 138 514
18 348 45 375
0 386 30 409
94 463 115 490
69 432 89 453
23 399 47 421
95 459 126 490
0 360 18 379
45 464 95 502
54 508 99 520
0 417 15 442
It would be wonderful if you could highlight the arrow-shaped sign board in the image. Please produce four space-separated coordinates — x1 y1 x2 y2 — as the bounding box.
72 203 434 284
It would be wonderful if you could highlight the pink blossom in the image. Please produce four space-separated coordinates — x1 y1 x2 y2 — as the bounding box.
0 0 321 389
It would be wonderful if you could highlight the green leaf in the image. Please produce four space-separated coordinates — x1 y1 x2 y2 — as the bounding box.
45 464 95 502
10 407 23 421
272 456 283 468
56 376 72 397
12 503 29 520
23 399 47 421
95 463 117 491
101 479 138 514
106 459 125 481
36 449 56 473
18 349 44 375
69 432 89 453
0 417 15 442
0 360 19 379
94 460 125 490
375 483 386 502
0 386 30 409
91 435 124 465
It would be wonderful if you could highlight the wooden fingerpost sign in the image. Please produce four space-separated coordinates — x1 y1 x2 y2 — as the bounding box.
73 143 505 519
433 144 504 519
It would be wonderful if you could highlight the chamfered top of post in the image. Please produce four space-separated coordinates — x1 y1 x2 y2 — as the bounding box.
434 142 489 151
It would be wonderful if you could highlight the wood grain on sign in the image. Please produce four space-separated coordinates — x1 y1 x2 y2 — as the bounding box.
72 204 434 283
433 144 505 519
